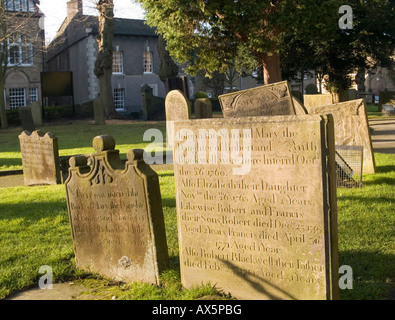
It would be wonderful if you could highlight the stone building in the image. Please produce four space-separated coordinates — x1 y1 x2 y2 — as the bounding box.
46 0 167 117
2 0 45 110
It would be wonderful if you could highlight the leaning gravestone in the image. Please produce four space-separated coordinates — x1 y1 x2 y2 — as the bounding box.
194 98 213 119
303 94 334 111
18 106 36 132
173 115 339 300
165 90 191 148
219 81 307 117
18 130 61 186
306 99 375 174
65 135 169 284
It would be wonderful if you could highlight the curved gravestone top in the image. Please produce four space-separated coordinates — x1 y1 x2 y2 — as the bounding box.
219 81 306 117
165 90 191 148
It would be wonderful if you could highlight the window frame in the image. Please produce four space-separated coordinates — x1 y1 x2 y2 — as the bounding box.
143 51 153 74
9 87 26 109
112 50 124 75
113 88 125 111
29 87 38 104
7 35 33 66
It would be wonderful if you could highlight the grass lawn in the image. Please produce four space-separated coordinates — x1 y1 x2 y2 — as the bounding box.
0 118 394 300
0 120 167 171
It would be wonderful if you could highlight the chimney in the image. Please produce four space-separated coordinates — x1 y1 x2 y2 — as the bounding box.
67 0 83 20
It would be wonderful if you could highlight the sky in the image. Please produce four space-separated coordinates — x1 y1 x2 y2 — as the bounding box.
38 0 146 43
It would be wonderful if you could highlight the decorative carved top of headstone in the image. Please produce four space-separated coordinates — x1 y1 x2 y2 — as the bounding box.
219 81 306 117
165 90 191 148
306 99 375 174
18 130 61 186
65 135 169 284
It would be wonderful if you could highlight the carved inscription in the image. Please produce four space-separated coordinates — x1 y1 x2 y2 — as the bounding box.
219 81 306 117
18 130 61 185
174 115 339 300
65 138 169 284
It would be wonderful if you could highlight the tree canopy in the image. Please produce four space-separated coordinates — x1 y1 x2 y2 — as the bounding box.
138 0 395 93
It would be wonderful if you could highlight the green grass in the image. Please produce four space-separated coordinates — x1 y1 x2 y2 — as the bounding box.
0 154 394 300
0 120 167 171
0 119 394 300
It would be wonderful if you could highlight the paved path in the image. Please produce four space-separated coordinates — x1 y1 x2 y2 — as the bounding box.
369 118 395 154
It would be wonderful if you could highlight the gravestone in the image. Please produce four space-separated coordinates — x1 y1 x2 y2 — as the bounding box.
173 115 339 300
303 94 334 112
30 102 42 127
382 104 395 116
165 90 191 148
18 107 36 132
306 99 375 174
93 98 105 125
194 98 213 119
219 81 307 118
65 135 169 284
18 130 61 186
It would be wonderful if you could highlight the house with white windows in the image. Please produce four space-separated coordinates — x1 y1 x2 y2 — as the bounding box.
2 0 45 110
46 0 167 116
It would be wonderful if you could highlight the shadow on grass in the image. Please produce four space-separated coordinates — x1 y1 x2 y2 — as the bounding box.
375 165 395 174
0 158 22 168
0 200 68 222
339 250 395 300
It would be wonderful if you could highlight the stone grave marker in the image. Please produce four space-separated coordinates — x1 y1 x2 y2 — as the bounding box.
219 81 307 118
30 102 42 127
18 106 36 132
173 115 339 300
306 99 375 174
65 135 169 284
93 98 105 125
18 130 61 186
165 90 191 148
303 94 334 112
194 98 213 119
382 104 395 116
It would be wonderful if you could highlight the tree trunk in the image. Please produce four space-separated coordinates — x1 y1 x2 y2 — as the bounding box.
0 80 8 129
94 0 117 119
262 52 282 85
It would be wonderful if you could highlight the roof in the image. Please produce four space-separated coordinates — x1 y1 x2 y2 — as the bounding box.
113 18 157 37
47 15 157 61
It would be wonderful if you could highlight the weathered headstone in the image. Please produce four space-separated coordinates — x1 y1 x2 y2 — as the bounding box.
382 104 395 116
194 98 213 119
93 98 105 125
306 99 375 174
303 94 334 112
65 135 169 284
219 81 307 117
18 130 61 186
18 106 36 132
30 102 42 127
165 90 191 148
173 115 339 300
